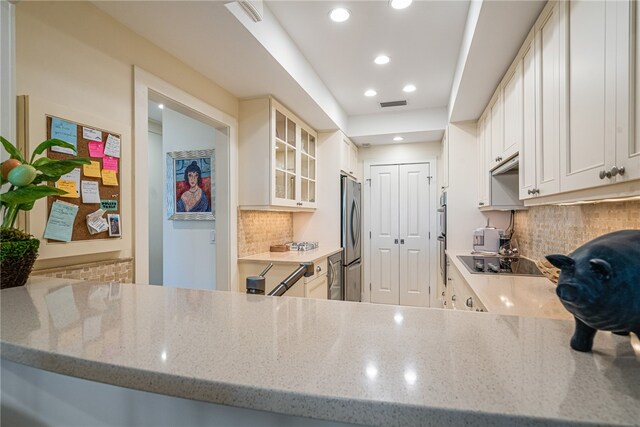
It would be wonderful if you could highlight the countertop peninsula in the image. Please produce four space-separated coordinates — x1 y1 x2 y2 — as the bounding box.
446 250 573 320
1 278 639 426
238 247 342 264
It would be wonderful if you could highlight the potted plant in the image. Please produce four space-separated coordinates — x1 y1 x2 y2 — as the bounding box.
0 136 90 289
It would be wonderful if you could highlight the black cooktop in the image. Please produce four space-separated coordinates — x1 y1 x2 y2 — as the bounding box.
457 256 543 276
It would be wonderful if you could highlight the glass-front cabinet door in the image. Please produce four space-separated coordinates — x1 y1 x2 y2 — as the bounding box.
300 127 317 207
273 107 298 207
270 100 317 209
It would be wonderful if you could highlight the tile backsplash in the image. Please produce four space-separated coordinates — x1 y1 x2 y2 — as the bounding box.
513 200 640 261
238 210 293 257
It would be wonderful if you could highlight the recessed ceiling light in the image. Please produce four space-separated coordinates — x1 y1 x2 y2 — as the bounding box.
390 0 413 10
393 136 404 142
329 8 350 22
364 89 377 97
403 84 416 93
374 55 390 65
158 103 164 109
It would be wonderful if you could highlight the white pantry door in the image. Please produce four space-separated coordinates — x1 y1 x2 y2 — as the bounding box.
370 165 399 305
398 164 430 307
370 163 430 306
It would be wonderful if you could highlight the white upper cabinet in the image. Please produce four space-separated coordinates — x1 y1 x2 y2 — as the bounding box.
477 116 490 207
340 136 358 180
239 97 317 210
502 61 523 162
441 129 449 189
489 92 504 168
535 1 563 197
617 0 640 183
560 0 639 191
561 0 615 192
520 33 537 199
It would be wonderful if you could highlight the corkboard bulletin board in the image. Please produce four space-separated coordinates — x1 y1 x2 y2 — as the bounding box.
45 115 122 242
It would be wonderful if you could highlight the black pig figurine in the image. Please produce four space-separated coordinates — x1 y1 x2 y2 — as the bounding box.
546 229 640 352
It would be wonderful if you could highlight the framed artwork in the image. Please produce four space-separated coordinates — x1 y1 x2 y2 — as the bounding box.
107 213 121 237
166 150 215 221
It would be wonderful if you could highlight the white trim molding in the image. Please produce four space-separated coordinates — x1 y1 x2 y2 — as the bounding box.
133 67 238 290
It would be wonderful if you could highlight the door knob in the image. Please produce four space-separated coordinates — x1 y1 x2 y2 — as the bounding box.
610 166 625 177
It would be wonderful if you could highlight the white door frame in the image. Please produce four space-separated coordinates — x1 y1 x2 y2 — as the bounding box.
133 67 238 290
363 158 438 306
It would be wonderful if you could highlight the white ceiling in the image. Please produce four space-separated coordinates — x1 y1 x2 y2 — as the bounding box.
267 0 469 117
94 0 546 147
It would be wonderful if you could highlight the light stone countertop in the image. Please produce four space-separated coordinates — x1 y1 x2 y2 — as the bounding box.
1 277 639 426
238 247 342 264
447 250 573 321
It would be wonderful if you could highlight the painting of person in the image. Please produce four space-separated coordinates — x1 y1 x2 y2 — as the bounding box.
175 159 212 213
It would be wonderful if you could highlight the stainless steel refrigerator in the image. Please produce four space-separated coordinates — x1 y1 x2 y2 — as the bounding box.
341 176 361 302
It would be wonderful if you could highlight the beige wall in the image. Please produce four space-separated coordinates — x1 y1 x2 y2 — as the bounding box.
16 1 238 270
514 200 640 261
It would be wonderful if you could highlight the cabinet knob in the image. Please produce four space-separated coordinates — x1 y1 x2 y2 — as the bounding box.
316 266 322 273
466 297 473 308
610 166 625 177
599 170 612 180
441 291 445 297
527 189 532 195
452 295 456 301
479 202 484 206
400 239 405 244
394 239 399 244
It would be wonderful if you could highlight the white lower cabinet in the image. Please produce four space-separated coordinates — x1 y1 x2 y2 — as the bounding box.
238 257 328 298
305 274 328 299
446 257 486 313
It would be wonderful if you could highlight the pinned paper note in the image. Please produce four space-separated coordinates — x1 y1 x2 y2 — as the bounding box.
56 180 79 198
51 118 77 155
82 127 102 142
86 209 109 235
104 134 120 158
101 169 118 186
57 168 80 192
88 141 105 158
100 200 118 211
81 180 101 204
44 200 78 242
102 156 118 171
83 161 101 178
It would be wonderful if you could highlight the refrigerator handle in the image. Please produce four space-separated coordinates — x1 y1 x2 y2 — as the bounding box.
350 199 361 247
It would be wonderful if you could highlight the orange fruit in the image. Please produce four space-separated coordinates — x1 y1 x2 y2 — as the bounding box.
1 159 22 180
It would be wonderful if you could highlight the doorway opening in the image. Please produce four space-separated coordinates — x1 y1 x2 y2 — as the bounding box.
134 68 237 290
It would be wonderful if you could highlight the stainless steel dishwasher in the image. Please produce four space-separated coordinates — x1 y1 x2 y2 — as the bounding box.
327 251 344 300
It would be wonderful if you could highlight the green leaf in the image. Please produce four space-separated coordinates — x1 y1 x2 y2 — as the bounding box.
31 174 58 185
0 186 67 206
32 157 56 168
34 158 91 179
29 138 77 163
18 200 36 211
0 136 26 163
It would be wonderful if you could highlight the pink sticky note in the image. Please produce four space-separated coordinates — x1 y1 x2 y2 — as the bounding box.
88 141 105 158
102 156 119 171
